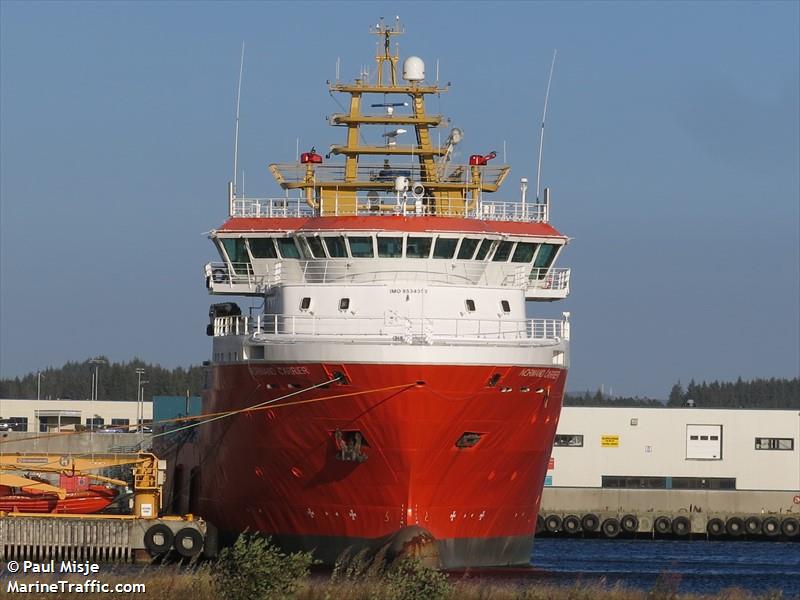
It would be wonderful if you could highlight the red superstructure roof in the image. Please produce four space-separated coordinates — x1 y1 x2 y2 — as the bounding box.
217 216 565 238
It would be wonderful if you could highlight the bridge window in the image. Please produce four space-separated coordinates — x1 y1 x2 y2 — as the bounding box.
248 238 278 259
533 243 559 270
406 236 432 258
221 238 248 263
457 238 480 260
492 241 514 262
433 237 458 259
348 236 374 258
276 238 300 259
512 242 538 263
465 299 476 312
304 236 326 259
377 237 403 257
475 239 494 260
323 236 348 258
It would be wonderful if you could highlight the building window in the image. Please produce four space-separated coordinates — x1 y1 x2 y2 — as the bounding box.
0 417 28 432
111 419 130 426
602 476 666 489
554 434 583 447
339 298 350 311
755 437 794 451
465 299 476 312
671 477 736 490
500 300 511 313
86 417 104 429
300 297 311 310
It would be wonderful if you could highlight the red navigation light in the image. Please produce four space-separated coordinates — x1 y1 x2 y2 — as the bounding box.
301 152 323 164
469 151 497 166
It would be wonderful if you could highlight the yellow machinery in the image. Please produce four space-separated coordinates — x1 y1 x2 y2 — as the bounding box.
0 452 166 518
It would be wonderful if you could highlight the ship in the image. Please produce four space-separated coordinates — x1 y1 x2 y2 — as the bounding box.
177 19 571 568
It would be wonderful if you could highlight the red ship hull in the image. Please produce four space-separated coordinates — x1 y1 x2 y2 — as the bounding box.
180 361 565 568
0 485 118 514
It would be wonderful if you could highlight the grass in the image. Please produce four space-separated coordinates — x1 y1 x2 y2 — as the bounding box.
0 535 792 600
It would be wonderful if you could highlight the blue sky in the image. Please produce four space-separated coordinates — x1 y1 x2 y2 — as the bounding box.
1 1 798 398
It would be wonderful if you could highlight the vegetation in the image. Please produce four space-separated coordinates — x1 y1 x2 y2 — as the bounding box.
0 357 204 401
1 358 797 410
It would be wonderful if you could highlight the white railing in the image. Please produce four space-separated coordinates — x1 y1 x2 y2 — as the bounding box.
213 313 569 345
204 262 267 290
230 196 549 223
528 267 570 291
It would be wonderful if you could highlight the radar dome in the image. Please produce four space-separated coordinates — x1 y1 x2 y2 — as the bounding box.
402 56 425 82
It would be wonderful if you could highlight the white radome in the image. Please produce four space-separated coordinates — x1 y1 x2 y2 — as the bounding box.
403 56 425 81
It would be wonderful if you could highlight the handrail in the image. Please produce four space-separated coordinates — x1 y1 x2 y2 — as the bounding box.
230 196 548 223
213 313 569 344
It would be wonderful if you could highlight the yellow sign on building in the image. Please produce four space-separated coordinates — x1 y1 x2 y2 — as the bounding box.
601 435 620 447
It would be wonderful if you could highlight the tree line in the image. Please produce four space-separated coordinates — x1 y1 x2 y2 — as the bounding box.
1 359 797 409
0 358 205 401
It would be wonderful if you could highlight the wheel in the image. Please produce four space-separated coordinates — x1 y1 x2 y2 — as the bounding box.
202 522 218 559
562 515 581 535
601 518 620 538
581 513 600 533
672 516 691 537
781 517 799 538
706 518 725 537
762 517 781 537
144 524 174 556
620 514 639 534
173 527 204 558
536 514 545 534
654 516 672 535
744 516 762 536
544 515 562 534
726 516 744 536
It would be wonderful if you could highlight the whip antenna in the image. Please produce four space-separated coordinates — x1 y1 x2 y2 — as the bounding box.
535 49 557 202
233 42 245 195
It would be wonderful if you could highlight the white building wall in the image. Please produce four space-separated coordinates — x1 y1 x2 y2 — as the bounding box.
549 407 800 492
0 399 152 432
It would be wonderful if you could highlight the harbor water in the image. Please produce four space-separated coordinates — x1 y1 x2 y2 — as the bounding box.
529 538 800 597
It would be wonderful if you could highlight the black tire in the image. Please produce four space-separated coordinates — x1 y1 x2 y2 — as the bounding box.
544 515 562 534
620 514 639 534
672 516 691 537
563 515 581 535
536 514 545 534
762 516 781 537
581 513 600 533
212 268 227 283
601 518 620 538
173 527 204 558
144 524 174 556
726 516 745 537
202 522 219 559
707 518 725 536
781 517 799 538
744 516 762 536
654 516 672 535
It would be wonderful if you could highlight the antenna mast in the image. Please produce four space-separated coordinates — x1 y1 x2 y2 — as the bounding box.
535 49 557 202
233 42 245 196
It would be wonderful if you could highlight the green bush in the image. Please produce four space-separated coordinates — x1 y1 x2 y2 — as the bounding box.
213 532 315 600
384 556 450 600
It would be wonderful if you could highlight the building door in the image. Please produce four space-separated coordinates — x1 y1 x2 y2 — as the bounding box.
686 424 722 459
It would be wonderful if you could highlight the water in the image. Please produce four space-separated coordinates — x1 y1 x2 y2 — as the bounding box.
529 538 800 597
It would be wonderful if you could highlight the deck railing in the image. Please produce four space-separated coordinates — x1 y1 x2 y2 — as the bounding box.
213 313 569 344
230 196 548 223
